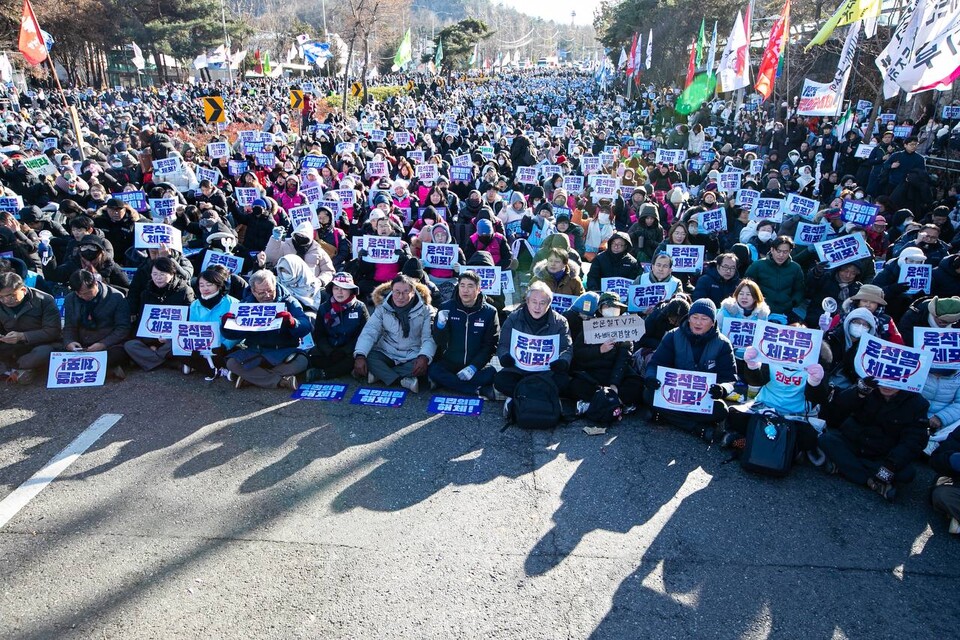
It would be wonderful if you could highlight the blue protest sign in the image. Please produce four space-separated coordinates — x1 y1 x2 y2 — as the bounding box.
292 383 348 401
350 387 407 407
428 396 484 416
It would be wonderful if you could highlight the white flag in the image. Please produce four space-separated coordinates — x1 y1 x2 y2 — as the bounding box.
718 10 750 91
131 42 146 71
634 32 644 72
0 54 13 82
706 21 718 76
617 47 628 69
193 54 208 70
876 0 959 99
646 28 652 69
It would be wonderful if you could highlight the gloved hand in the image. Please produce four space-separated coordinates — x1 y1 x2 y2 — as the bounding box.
352 355 368 378
358 249 369 258
499 354 515 368
394 248 405 256
892 282 910 295
709 384 726 400
874 466 894 484
410 355 429 377
806 363 825 386
645 376 661 390
856 375 879 396
743 345 761 370
436 310 449 329
221 312 236 324
550 359 569 373
457 365 477 381
818 312 832 332
271 226 284 240
276 311 295 328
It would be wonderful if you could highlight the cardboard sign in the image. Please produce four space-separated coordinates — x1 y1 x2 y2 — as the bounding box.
749 159 765 175
517 166 538 185
719 316 758 351
22 154 58 177
291 383 348 401
840 199 879 227
349 387 407 407
784 193 819 220
207 142 228 158
854 334 933 393
148 198 177 219
582 315 646 344
915 328 960 370
751 198 784 223
752 320 822 368
422 242 456 269
428 396 484 416
718 171 742 192
201 250 244 275
794 221 831 247
627 283 674 312
47 351 108 388
416 163 438 181
354 235 400 263
170 321 220 356
134 223 182 251
224 302 284 332
652 366 716 415
898 263 932 295
136 305 188 339
470 266 502 295
814 234 871 268
509 330 560 372
665 245 704 273
698 208 727 233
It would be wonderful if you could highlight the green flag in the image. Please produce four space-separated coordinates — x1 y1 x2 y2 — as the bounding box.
695 19 706 68
263 51 271 75
676 72 716 115
392 29 412 71
434 38 443 68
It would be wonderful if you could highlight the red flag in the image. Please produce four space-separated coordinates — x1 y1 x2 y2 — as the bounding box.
254 49 263 74
755 0 790 100
18 0 46 66
685 38 696 88
626 33 638 77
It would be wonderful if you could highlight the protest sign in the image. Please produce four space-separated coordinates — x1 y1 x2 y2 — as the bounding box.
152 157 180 174
752 320 822 368
652 366 717 415
736 189 760 209
501 270 515 294
196 167 221 185
301 187 323 204
784 193 819 220
42 137 57 151
453 153 472 167
719 317 758 351
170 321 220 356
23 155 57 177
749 159 765 175
854 144 876 159
813 234 871 268
0 195 23 215
148 198 177 220
416 163 438 181
422 243 457 269
540 164 562 178
136 305 187 339
470 266 502 295
301 155 328 171
418 206 447 220
627 283 674 312
840 199 879 227
898 264 932 295
224 302 284 332
228 160 248 176
563 175 585 194
718 171 742 192
450 166 473 182
794 221 831 247
892 125 913 138
509 330 560 372
47 351 108 388
406 150 425 163
665 245 704 273
114 190 148 212
550 294 576 314
350 387 407 407
751 198 784 223
655 148 686 165
335 142 356 154
288 205 319 230
255 152 276 168
337 189 355 208
517 166 538 185
292 383 349 401
601 277 633 301
370 129 386 143
234 187 259 207
581 156 601 174
428 396 484 416
354 235 400 263
698 208 727 233
854 334 933 393
582 315 646 345
366 161 388 178
942 105 960 119
201 250 244 275
207 141 228 158
915 328 960 370
134 223 182 251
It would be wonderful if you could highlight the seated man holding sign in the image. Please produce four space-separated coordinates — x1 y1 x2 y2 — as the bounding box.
221 270 311 390
62 269 131 380
0 272 61 385
494 281 573 407
643 298 738 442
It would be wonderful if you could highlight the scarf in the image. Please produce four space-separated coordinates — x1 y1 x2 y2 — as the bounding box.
199 291 224 310
521 304 550 331
77 285 107 329
323 295 355 329
389 294 416 338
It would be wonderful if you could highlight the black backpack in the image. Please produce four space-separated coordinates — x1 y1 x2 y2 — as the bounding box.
581 387 624 424
740 413 799 477
509 374 563 429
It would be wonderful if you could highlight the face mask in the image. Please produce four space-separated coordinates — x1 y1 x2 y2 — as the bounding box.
110 161 123 169
758 230 774 242
599 213 610 224
201 291 220 300
601 307 621 318
688 226 699 236
854 191 864 199
80 248 100 260
848 324 867 339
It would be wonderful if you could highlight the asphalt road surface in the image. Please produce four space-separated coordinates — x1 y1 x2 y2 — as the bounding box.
1 370 958 639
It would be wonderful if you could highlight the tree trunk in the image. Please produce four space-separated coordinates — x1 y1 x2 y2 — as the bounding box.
342 36 356 112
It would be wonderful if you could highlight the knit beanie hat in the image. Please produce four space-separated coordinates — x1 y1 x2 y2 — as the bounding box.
688 298 717 322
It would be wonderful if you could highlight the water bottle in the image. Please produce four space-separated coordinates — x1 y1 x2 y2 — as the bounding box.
764 424 777 440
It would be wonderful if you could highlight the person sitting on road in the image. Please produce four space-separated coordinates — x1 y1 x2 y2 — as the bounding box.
643 298 738 443
494 281 573 407
352 274 436 393
820 376 930 502
0 272 61 385
221 269 311 390
428 270 500 399
305 272 368 383
930 427 960 536
179 265 239 382
123 257 195 372
62 269 131 380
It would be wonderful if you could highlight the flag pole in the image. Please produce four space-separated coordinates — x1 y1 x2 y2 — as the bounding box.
44 55 85 161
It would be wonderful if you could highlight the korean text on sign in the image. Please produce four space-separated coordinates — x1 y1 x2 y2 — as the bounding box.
136 304 187 339
915 328 960 370
854 334 933 393
171 321 220 356
428 396 484 416
652 366 717 415
719 317 758 351
814 234 870 268
752 320 822 368
225 303 284 332
134 223 182 251
510 330 560 372
349 387 407 407
665 245 704 273
292 383 348 401
628 283 672 312
898 264 931 295
47 351 108 388
422 243 456 269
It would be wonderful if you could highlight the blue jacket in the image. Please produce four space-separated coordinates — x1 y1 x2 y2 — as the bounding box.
312 297 368 350
433 292 500 370
221 283 311 365
188 294 240 349
646 321 737 385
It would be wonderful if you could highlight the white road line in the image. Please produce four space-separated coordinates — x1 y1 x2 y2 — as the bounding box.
0 413 122 529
